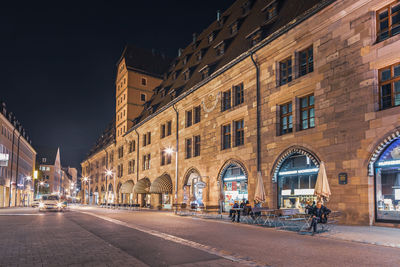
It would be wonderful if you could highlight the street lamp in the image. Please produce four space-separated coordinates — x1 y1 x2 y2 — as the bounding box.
105 170 114 204
165 147 178 211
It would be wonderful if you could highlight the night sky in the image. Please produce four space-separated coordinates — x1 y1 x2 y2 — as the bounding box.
1 0 235 170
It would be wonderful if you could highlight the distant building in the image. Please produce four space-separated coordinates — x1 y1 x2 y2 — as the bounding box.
83 0 400 225
0 101 36 207
37 147 77 197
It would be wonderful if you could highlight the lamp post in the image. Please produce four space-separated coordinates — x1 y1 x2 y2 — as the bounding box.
165 147 178 212
83 177 90 205
105 170 114 204
22 176 32 207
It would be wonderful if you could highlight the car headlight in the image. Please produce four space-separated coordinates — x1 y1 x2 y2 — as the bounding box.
39 203 44 208
57 203 62 208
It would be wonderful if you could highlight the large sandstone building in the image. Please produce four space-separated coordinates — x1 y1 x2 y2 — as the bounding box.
82 0 400 225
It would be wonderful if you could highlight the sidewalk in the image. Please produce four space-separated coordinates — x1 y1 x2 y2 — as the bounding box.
320 225 400 248
175 210 400 249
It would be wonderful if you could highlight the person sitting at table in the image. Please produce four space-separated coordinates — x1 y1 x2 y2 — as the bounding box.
231 201 240 222
251 201 262 219
308 201 331 235
305 201 315 215
242 200 252 216
229 201 238 218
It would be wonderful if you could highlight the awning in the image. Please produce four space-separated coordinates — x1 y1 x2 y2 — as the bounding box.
133 178 151 194
121 180 134 194
150 174 172 194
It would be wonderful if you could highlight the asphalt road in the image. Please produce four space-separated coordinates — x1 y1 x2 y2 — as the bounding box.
0 206 399 267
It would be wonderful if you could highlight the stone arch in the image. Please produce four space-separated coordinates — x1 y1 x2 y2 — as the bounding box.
218 158 249 183
183 167 201 186
271 146 321 182
367 128 400 176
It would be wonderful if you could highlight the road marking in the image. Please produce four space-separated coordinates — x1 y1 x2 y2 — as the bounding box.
78 210 269 267
0 214 45 216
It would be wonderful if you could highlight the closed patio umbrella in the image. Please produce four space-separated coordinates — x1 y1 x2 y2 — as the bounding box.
254 171 266 203
314 161 331 202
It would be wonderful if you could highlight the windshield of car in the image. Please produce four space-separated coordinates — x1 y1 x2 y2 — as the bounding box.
42 195 59 201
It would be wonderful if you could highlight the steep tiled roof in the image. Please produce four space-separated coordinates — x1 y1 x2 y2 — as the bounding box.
86 120 115 160
36 146 58 166
117 45 172 78
129 0 328 128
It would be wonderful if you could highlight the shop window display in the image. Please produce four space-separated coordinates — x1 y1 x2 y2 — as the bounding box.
277 153 318 212
375 138 400 222
222 164 248 211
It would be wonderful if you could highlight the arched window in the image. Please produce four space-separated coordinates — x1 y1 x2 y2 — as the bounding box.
277 153 319 212
375 138 400 222
222 163 248 211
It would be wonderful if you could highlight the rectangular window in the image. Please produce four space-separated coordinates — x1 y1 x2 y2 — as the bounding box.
147 132 151 145
377 2 400 42
300 95 315 130
186 110 193 127
161 150 166 166
280 58 293 85
186 138 192 159
280 102 293 135
161 124 166 138
194 106 201 124
143 154 151 170
222 124 231 150
167 152 172 164
299 46 313 77
234 83 244 106
194 135 201 157
379 62 400 109
222 90 231 111
234 120 244 147
141 93 146 102
143 134 147 147
129 141 135 153
167 121 172 136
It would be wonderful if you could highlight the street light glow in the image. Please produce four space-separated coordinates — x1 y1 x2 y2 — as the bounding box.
83 177 88 182
165 147 174 155
40 181 44 186
105 170 113 176
26 176 32 181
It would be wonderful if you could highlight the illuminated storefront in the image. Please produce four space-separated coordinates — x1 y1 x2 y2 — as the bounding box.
222 164 248 211
277 153 318 212
375 139 400 222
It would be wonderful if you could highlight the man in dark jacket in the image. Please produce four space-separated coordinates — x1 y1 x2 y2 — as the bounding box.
309 201 331 234
231 202 240 222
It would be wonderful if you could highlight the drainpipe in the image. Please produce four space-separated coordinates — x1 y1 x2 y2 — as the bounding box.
14 134 21 207
134 129 140 204
172 104 179 208
250 52 261 173
8 128 17 207
103 148 108 205
251 51 262 203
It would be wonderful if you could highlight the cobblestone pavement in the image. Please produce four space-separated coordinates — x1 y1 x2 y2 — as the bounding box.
2 207 400 267
0 208 245 267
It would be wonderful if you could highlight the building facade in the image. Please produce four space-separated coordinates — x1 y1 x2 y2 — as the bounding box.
82 0 400 225
0 102 36 207
37 147 77 198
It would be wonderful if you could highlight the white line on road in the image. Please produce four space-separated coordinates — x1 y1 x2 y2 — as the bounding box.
0 214 45 216
78 210 269 267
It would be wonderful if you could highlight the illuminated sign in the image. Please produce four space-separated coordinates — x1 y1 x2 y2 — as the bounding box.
224 176 247 181
294 189 315 195
0 153 9 167
281 189 291 196
279 168 319 176
377 160 400 166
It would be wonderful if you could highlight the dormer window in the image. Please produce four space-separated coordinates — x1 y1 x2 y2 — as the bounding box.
230 21 238 35
262 1 278 23
242 1 252 15
183 56 188 65
196 51 202 61
208 33 214 43
199 65 209 80
246 28 262 47
183 69 191 81
214 41 225 56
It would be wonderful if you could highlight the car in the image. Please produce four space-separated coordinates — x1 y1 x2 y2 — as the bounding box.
31 199 41 208
38 195 65 212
